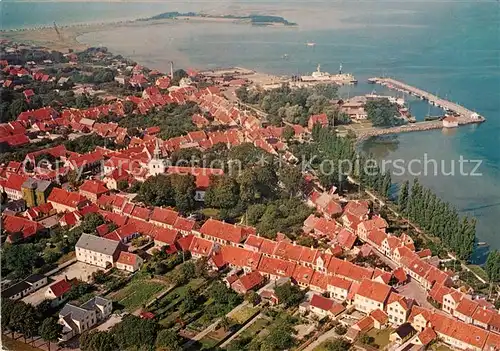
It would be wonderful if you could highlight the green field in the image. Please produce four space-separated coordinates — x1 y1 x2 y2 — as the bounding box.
467 265 489 281
366 327 394 348
229 306 259 324
109 278 167 312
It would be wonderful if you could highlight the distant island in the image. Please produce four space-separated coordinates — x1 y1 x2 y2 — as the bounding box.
139 12 297 26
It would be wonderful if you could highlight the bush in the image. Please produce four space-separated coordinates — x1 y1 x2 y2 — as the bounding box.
335 324 347 335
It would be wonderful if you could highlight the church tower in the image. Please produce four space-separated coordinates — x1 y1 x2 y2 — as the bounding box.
148 139 166 176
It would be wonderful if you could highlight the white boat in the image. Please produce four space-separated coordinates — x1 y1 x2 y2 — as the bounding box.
306 42 316 47
300 64 357 85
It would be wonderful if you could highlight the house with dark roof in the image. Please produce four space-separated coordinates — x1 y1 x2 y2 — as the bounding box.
58 296 112 341
1 274 48 300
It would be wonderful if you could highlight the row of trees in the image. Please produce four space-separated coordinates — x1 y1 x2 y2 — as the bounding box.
398 179 476 261
236 83 350 126
79 315 183 351
2 299 62 351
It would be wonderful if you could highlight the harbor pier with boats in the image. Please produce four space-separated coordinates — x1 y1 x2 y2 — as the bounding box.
368 77 486 122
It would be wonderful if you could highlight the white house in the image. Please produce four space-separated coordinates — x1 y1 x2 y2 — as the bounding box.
59 296 112 341
75 234 122 269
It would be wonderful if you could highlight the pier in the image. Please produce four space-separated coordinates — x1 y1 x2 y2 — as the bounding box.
368 77 486 122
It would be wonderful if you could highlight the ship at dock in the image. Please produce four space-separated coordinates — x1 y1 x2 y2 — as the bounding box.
300 64 357 85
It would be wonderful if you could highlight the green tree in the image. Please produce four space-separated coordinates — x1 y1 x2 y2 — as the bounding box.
155 329 182 351
81 213 105 233
204 175 239 209
39 317 62 351
398 180 409 213
9 99 29 119
110 315 158 350
80 330 118 351
245 290 261 306
278 164 304 198
364 98 401 127
218 316 231 332
274 282 305 308
282 125 295 142
324 338 351 351
486 250 500 282
3 243 40 278
116 179 129 192
180 288 197 314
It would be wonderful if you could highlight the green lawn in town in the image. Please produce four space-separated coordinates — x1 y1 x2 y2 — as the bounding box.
109 278 167 311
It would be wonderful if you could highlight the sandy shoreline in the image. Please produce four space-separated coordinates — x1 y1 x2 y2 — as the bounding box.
0 14 293 54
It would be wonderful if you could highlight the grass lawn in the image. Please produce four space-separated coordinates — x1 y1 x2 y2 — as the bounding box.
155 278 206 315
108 278 167 312
467 265 489 281
238 317 270 340
201 208 220 218
366 328 394 348
2 336 44 351
229 306 259 324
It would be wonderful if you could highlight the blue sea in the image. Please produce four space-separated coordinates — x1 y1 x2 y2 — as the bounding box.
2 0 499 261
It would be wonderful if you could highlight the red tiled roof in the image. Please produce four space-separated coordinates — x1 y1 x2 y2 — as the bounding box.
393 267 407 283
367 229 387 247
200 218 250 244
292 265 314 285
177 234 194 251
220 246 261 270
430 313 488 349
485 332 500 350
354 316 374 332
244 235 277 255
310 294 335 311
153 227 179 246
370 309 388 325
79 180 109 196
48 187 88 209
188 236 214 256
356 279 391 303
3 214 44 240
327 257 373 282
5 174 28 192
257 256 296 277
328 275 352 291
173 217 195 232
48 279 73 298
455 297 479 318
116 251 139 266
417 327 437 346
310 271 328 291
472 306 495 325
337 228 357 249
237 271 264 291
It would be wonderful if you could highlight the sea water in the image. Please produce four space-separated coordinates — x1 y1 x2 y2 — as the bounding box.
3 0 499 260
